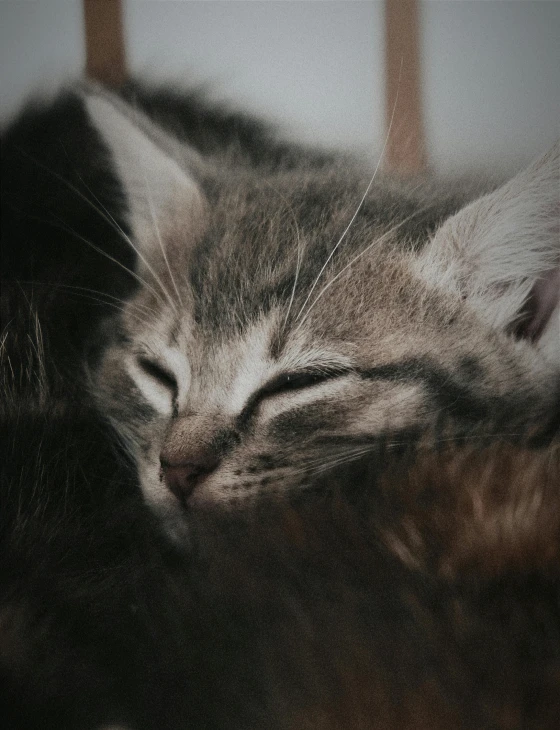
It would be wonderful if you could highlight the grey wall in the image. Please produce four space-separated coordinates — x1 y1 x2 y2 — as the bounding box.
422 0 559 173
0 0 83 122
1 1 558 173
124 1 384 155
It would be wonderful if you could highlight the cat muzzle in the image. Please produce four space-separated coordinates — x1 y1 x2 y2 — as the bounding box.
159 457 218 501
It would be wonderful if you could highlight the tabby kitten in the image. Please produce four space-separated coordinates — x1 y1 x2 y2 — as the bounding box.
81 85 559 525
1 81 559 730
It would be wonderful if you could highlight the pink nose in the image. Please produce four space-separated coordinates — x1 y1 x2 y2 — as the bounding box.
160 459 216 500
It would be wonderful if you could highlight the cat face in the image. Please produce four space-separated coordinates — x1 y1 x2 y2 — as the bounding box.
85 88 559 516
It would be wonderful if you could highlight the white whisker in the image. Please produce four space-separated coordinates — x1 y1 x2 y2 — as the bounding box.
14 145 178 313
74 168 180 315
48 215 167 308
283 217 303 330
292 205 430 334
16 280 154 318
294 61 403 324
143 168 184 308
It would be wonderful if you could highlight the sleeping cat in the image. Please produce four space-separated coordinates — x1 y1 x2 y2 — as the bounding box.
78 85 559 525
1 80 559 729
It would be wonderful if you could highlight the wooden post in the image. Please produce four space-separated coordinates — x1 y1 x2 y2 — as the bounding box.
384 0 427 175
83 0 127 86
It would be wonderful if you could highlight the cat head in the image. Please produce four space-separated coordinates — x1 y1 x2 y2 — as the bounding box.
83 87 559 519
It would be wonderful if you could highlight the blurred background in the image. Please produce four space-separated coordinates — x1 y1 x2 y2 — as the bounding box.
1 0 558 175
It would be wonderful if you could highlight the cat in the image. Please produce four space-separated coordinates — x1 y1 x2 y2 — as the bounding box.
1 80 559 729
76 84 559 525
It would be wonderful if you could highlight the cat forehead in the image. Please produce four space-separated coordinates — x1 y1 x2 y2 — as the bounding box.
126 162 440 337
127 241 424 370
125 166 458 349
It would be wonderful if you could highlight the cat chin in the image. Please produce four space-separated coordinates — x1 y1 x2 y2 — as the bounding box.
141 481 194 543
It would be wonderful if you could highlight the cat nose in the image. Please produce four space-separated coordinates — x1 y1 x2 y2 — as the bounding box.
160 456 218 500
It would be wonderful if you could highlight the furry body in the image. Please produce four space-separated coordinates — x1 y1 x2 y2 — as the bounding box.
1 308 559 730
1 341 559 729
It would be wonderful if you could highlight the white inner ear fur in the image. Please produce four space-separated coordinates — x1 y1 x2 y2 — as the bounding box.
415 143 559 361
82 88 203 259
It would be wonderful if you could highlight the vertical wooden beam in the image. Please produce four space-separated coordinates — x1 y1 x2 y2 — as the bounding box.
83 0 127 86
384 0 427 175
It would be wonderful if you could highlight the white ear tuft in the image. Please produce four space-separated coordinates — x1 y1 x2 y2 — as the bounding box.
416 143 559 359
81 86 204 258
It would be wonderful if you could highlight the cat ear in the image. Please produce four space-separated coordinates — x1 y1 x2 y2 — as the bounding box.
80 84 205 262
416 143 559 358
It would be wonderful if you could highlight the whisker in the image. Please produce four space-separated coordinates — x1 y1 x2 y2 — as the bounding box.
14 280 154 318
294 62 403 324
51 292 150 327
142 167 184 308
293 205 431 334
283 217 303 330
283 444 375 479
14 145 178 313
289 423 537 480
48 214 168 308
79 173 180 315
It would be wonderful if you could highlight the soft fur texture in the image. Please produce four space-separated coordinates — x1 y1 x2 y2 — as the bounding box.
1 81 559 729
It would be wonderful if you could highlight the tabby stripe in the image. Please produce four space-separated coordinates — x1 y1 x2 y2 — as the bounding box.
357 358 490 422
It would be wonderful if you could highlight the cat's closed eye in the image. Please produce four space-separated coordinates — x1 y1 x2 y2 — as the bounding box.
258 368 349 399
235 368 349 428
137 356 178 394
